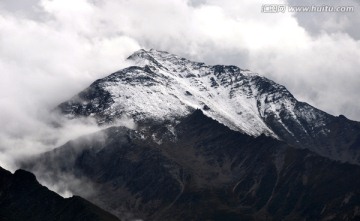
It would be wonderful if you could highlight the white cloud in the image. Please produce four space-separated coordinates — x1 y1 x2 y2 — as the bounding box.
252 32 360 119
0 0 140 171
0 0 359 171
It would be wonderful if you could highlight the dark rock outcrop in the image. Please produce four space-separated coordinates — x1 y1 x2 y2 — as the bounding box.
0 166 120 221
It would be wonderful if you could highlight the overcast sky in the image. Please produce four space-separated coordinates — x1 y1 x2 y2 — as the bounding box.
0 0 360 170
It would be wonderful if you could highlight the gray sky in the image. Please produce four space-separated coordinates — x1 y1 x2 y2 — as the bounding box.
0 0 359 170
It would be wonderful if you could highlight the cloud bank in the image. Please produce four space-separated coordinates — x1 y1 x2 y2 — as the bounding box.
0 0 359 171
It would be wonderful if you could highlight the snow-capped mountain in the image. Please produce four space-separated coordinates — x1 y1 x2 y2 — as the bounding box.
58 49 360 164
24 49 360 221
60 49 281 136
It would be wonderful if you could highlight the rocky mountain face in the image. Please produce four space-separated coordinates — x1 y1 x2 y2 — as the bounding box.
58 49 360 165
24 110 360 221
22 49 360 220
0 166 120 221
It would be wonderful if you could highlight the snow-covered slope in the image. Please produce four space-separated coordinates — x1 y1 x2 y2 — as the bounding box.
58 49 360 164
59 49 295 137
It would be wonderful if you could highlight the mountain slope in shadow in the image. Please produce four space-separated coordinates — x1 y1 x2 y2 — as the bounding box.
0 166 120 221
24 110 360 221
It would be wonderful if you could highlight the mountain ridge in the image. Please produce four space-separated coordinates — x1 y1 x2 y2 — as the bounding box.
0 166 120 221
57 49 360 164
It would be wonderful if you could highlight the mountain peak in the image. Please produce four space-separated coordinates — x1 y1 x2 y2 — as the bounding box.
58 49 360 164
127 48 206 75
128 48 184 61
58 49 306 138
127 49 264 86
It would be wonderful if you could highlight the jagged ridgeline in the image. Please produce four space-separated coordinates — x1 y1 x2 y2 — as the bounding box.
21 49 360 221
58 49 360 164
